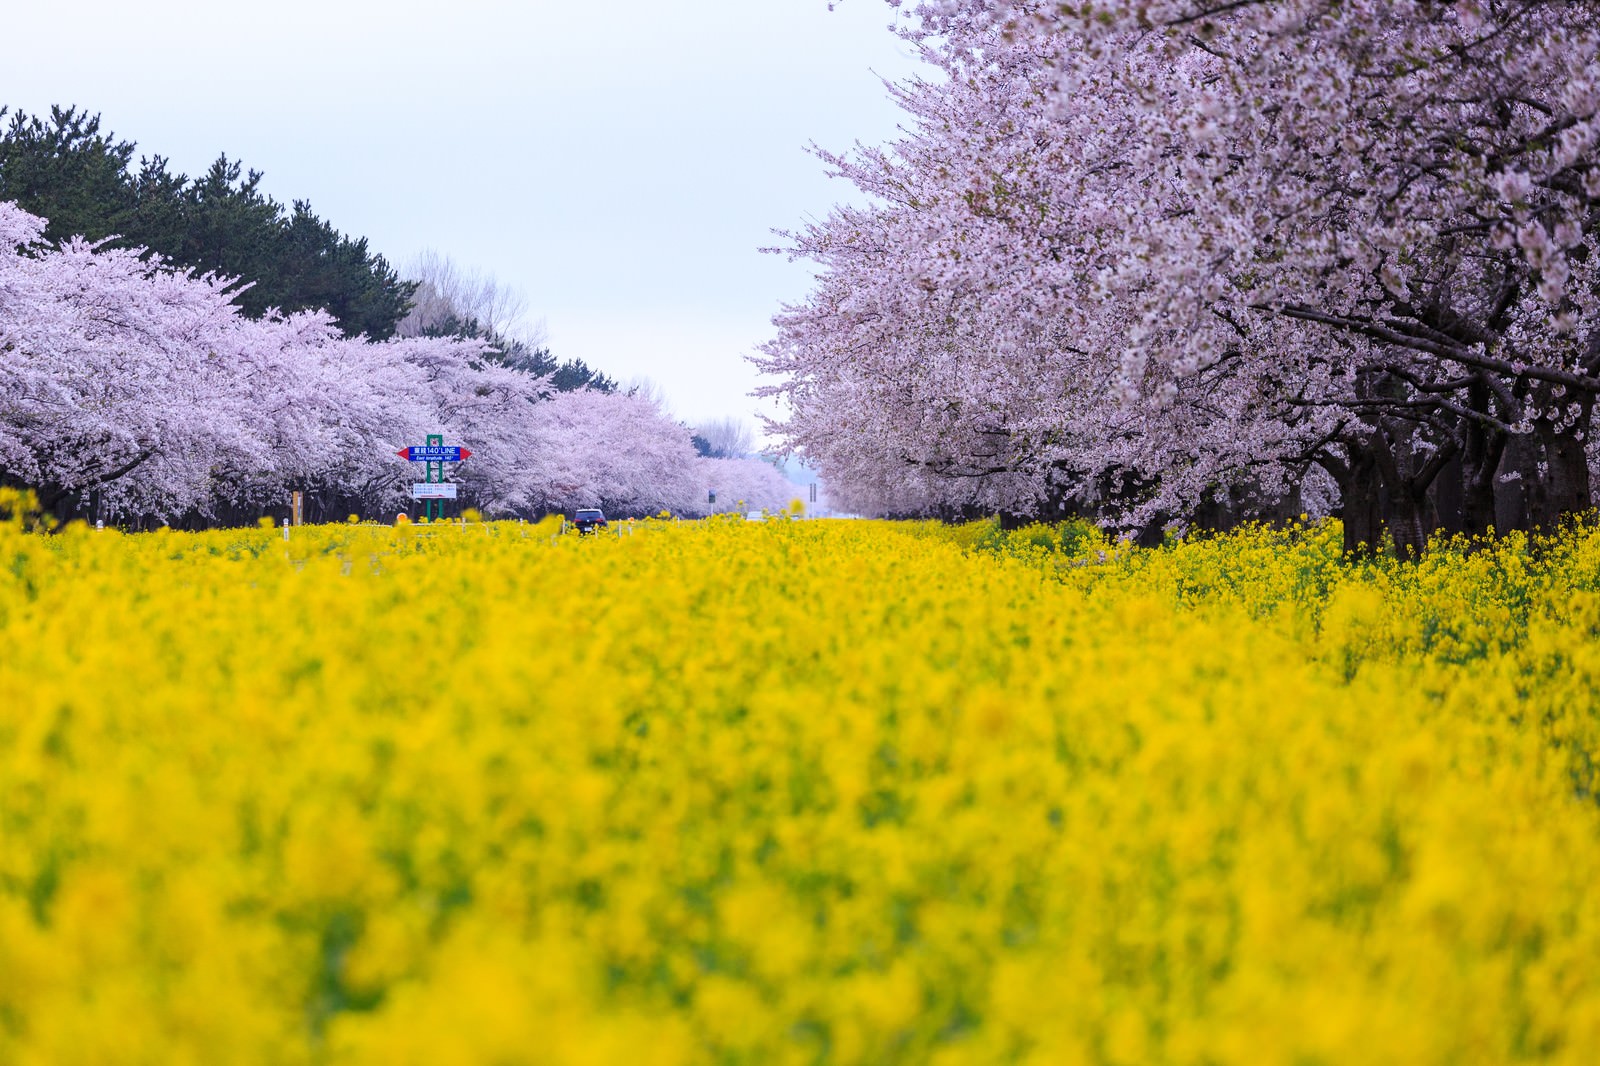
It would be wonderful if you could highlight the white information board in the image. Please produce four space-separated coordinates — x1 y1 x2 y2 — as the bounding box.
411 483 458 499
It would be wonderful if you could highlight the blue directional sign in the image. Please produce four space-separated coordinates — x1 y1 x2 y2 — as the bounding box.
397 445 471 462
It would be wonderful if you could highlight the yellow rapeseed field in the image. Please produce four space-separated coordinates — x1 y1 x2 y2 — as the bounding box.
3 491 1600 1065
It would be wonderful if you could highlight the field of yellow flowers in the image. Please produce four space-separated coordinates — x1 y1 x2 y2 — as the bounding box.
2 492 1599 1065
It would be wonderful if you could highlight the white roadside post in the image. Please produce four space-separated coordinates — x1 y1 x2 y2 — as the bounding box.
282 518 290 541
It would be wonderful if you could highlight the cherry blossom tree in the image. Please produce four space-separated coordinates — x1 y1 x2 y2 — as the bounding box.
692 456 798 516
519 388 704 517
2 201 724 525
1 203 265 518
765 0 1600 551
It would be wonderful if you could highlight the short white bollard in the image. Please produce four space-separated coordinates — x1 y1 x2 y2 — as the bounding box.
95 520 104 532
282 518 290 541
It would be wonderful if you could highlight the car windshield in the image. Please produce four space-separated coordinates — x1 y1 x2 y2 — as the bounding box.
576 510 604 520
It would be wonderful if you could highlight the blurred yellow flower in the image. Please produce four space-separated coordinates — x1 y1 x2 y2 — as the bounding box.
2 506 1599 1063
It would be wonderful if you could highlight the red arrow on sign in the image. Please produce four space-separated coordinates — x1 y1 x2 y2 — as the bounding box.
460 448 472 460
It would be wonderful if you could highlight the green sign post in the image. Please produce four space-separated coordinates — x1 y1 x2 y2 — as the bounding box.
424 432 443 521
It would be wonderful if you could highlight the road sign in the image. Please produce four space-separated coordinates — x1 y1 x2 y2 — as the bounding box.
411 483 458 499
400 433 467 520
398 445 472 462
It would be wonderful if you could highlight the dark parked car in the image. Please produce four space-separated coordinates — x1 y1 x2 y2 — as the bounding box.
573 508 608 535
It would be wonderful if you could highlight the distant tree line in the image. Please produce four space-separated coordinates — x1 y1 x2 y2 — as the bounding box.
397 250 615 393
0 104 618 392
691 417 754 460
0 200 795 527
0 106 789 526
0 106 411 338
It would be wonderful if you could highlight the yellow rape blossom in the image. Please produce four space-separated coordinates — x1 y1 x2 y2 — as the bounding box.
2 490 1600 1063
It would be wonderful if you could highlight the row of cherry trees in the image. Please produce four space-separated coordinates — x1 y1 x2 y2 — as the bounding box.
0 202 793 525
761 0 1600 552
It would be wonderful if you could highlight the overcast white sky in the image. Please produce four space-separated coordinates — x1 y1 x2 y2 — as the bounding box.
6 0 926 437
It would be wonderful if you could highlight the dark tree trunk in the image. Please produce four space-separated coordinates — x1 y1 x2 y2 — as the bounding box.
1134 511 1171 548
1457 380 1499 537
1430 450 1465 537
1495 429 1536 533
1460 411 1506 539
1387 484 1430 560
1384 420 1459 558
1530 393 1594 530
1325 447 1384 556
